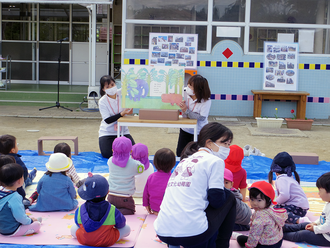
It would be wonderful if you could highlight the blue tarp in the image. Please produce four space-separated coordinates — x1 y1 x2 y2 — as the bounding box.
19 150 330 183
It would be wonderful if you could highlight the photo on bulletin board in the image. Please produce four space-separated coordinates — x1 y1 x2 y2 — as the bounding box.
121 65 185 109
263 41 299 91
149 33 198 69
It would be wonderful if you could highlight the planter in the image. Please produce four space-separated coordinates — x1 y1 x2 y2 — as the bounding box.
285 118 314 130
255 117 284 128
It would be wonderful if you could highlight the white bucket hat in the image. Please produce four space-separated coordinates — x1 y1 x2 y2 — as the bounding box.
46 153 72 172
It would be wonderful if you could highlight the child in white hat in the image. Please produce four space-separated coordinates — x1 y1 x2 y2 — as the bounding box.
29 153 78 212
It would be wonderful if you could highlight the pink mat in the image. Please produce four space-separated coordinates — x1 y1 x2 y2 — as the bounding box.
0 203 147 247
135 213 167 248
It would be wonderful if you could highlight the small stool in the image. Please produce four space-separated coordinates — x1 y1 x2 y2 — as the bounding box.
288 152 319 165
38 136 78 156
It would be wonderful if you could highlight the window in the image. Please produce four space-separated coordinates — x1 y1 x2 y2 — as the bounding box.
251 0 328 24
126 0 208 21
2 3 37 21
126 24 207 51
212 26 244 49
2 22 36 40
39 4 70 22
39 23 69 41
213 0 245 22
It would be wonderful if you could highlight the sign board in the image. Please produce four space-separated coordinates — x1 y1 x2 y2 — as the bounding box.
263 42 299 91
148 33 198 69
121 65 185 110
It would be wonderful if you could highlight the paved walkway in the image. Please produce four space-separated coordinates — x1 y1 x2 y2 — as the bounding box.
0 105 329 126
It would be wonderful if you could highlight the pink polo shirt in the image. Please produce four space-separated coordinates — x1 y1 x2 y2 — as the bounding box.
143 170 172 212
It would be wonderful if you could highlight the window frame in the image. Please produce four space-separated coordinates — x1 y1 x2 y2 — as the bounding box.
123 0 330 58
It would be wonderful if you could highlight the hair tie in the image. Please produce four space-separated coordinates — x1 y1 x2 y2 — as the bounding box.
271 163 293 177
283 166 293 177
270 164 283 173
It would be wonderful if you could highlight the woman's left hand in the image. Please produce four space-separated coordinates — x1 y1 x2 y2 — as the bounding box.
120 108 133 116
177 101 187 113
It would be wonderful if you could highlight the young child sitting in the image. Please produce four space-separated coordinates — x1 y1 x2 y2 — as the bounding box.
54 142 84 188
224 168 251 231
0 163 41 236
29 153 78 212
28 142 84 204
132 143 154 198
269 152 310 224
71 173 131 247
225 145 248 201
283 172 330 246
107 136 144 215
232 181 288 248
0 155 27 203
0 134 37 187
143 148 176 215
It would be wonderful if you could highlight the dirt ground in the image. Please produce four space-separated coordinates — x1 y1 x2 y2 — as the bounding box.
1 116 329 162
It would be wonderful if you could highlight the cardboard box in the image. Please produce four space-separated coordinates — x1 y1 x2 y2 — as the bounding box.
139 109 179 121
288 152 319 165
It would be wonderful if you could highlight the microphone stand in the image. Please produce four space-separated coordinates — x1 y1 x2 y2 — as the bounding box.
39 38 72 111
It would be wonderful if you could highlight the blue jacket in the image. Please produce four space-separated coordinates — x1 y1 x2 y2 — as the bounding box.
74 200 126 231
29 173 78 212
8 153 28 181
0 189 32 235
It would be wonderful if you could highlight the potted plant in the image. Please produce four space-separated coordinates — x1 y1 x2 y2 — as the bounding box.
255 108 284 128
285 109 314 130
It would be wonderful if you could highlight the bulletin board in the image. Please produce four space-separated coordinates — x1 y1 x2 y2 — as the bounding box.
148 33 198 69
263 42 299 91
121 65 185 109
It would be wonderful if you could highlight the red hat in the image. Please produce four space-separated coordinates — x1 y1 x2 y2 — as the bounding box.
249 181 277 205
225 145 244 173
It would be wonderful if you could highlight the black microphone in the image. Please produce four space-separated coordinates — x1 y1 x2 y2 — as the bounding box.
57 37 69 42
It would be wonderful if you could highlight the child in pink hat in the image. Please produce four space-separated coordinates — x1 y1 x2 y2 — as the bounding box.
131 143 154 198
224 168 251 231
107 137 145 215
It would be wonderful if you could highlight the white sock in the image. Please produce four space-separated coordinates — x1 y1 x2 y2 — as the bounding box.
299 217 311 223
231 232 243 240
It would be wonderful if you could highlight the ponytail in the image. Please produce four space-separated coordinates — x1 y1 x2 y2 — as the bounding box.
180 141 199 160
294 171 300 184
268 171 274 184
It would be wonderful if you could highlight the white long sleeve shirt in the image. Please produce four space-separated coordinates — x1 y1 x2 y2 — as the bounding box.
314 202 330 242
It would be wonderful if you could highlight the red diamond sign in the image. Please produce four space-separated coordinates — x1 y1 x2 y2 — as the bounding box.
222 48 233 59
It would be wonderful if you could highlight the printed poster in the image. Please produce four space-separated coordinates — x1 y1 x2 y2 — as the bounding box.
121 65 185 109
149 33 198 69
263 42 299 91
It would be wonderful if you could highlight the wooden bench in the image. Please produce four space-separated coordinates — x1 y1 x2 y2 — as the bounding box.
38 136 78 156
288 152 319 165
251 90 310 119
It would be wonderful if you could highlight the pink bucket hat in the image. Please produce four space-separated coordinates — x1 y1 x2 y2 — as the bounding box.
112 136 132 168
224 168 234 182
131 143 150 170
